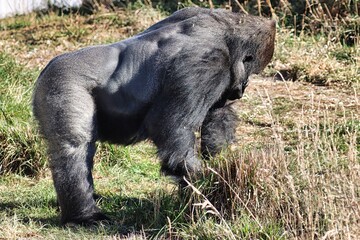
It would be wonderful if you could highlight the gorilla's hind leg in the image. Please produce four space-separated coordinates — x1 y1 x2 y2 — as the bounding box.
34 85 109 225
49 141 108 225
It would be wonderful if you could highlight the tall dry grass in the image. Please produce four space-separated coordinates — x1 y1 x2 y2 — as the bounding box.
183 95 359 239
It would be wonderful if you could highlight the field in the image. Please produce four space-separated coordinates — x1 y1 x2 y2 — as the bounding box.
0 1 359 239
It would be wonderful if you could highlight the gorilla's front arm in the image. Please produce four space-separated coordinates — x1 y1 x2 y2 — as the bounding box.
144 44 232 176
33 7 275 224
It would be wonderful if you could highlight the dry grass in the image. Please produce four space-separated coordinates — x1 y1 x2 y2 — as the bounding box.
268 25 359 86
0 5 164 69
182 86 359 239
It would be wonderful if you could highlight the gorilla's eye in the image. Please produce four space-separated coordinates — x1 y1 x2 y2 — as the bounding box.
243 55 254 63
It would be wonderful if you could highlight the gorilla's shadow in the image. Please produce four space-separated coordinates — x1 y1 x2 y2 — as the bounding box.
96 189 187 236
0 198 59 226
0 189 186 237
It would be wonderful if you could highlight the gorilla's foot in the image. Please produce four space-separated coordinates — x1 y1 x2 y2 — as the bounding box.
61 209 110 225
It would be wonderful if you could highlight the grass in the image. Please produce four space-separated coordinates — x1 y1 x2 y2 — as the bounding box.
0 3 359 239
267 28 360 86
0 53 47 176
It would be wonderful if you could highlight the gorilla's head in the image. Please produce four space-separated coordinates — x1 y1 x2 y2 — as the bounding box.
223 13 276 102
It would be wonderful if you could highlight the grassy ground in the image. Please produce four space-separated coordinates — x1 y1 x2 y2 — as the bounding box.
0 4 359 239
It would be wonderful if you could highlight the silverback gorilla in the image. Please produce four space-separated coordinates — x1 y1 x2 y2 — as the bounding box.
33 7 275 224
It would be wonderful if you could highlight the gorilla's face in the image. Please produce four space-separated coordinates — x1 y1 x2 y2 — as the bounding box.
224 16 275 102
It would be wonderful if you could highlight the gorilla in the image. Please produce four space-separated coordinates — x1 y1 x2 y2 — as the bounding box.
32 7 275 224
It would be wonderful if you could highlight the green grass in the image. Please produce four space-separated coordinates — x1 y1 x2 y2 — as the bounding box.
0 53 47 176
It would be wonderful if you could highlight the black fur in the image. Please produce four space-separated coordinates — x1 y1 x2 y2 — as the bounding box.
201 105 238 159
33 7 275 224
